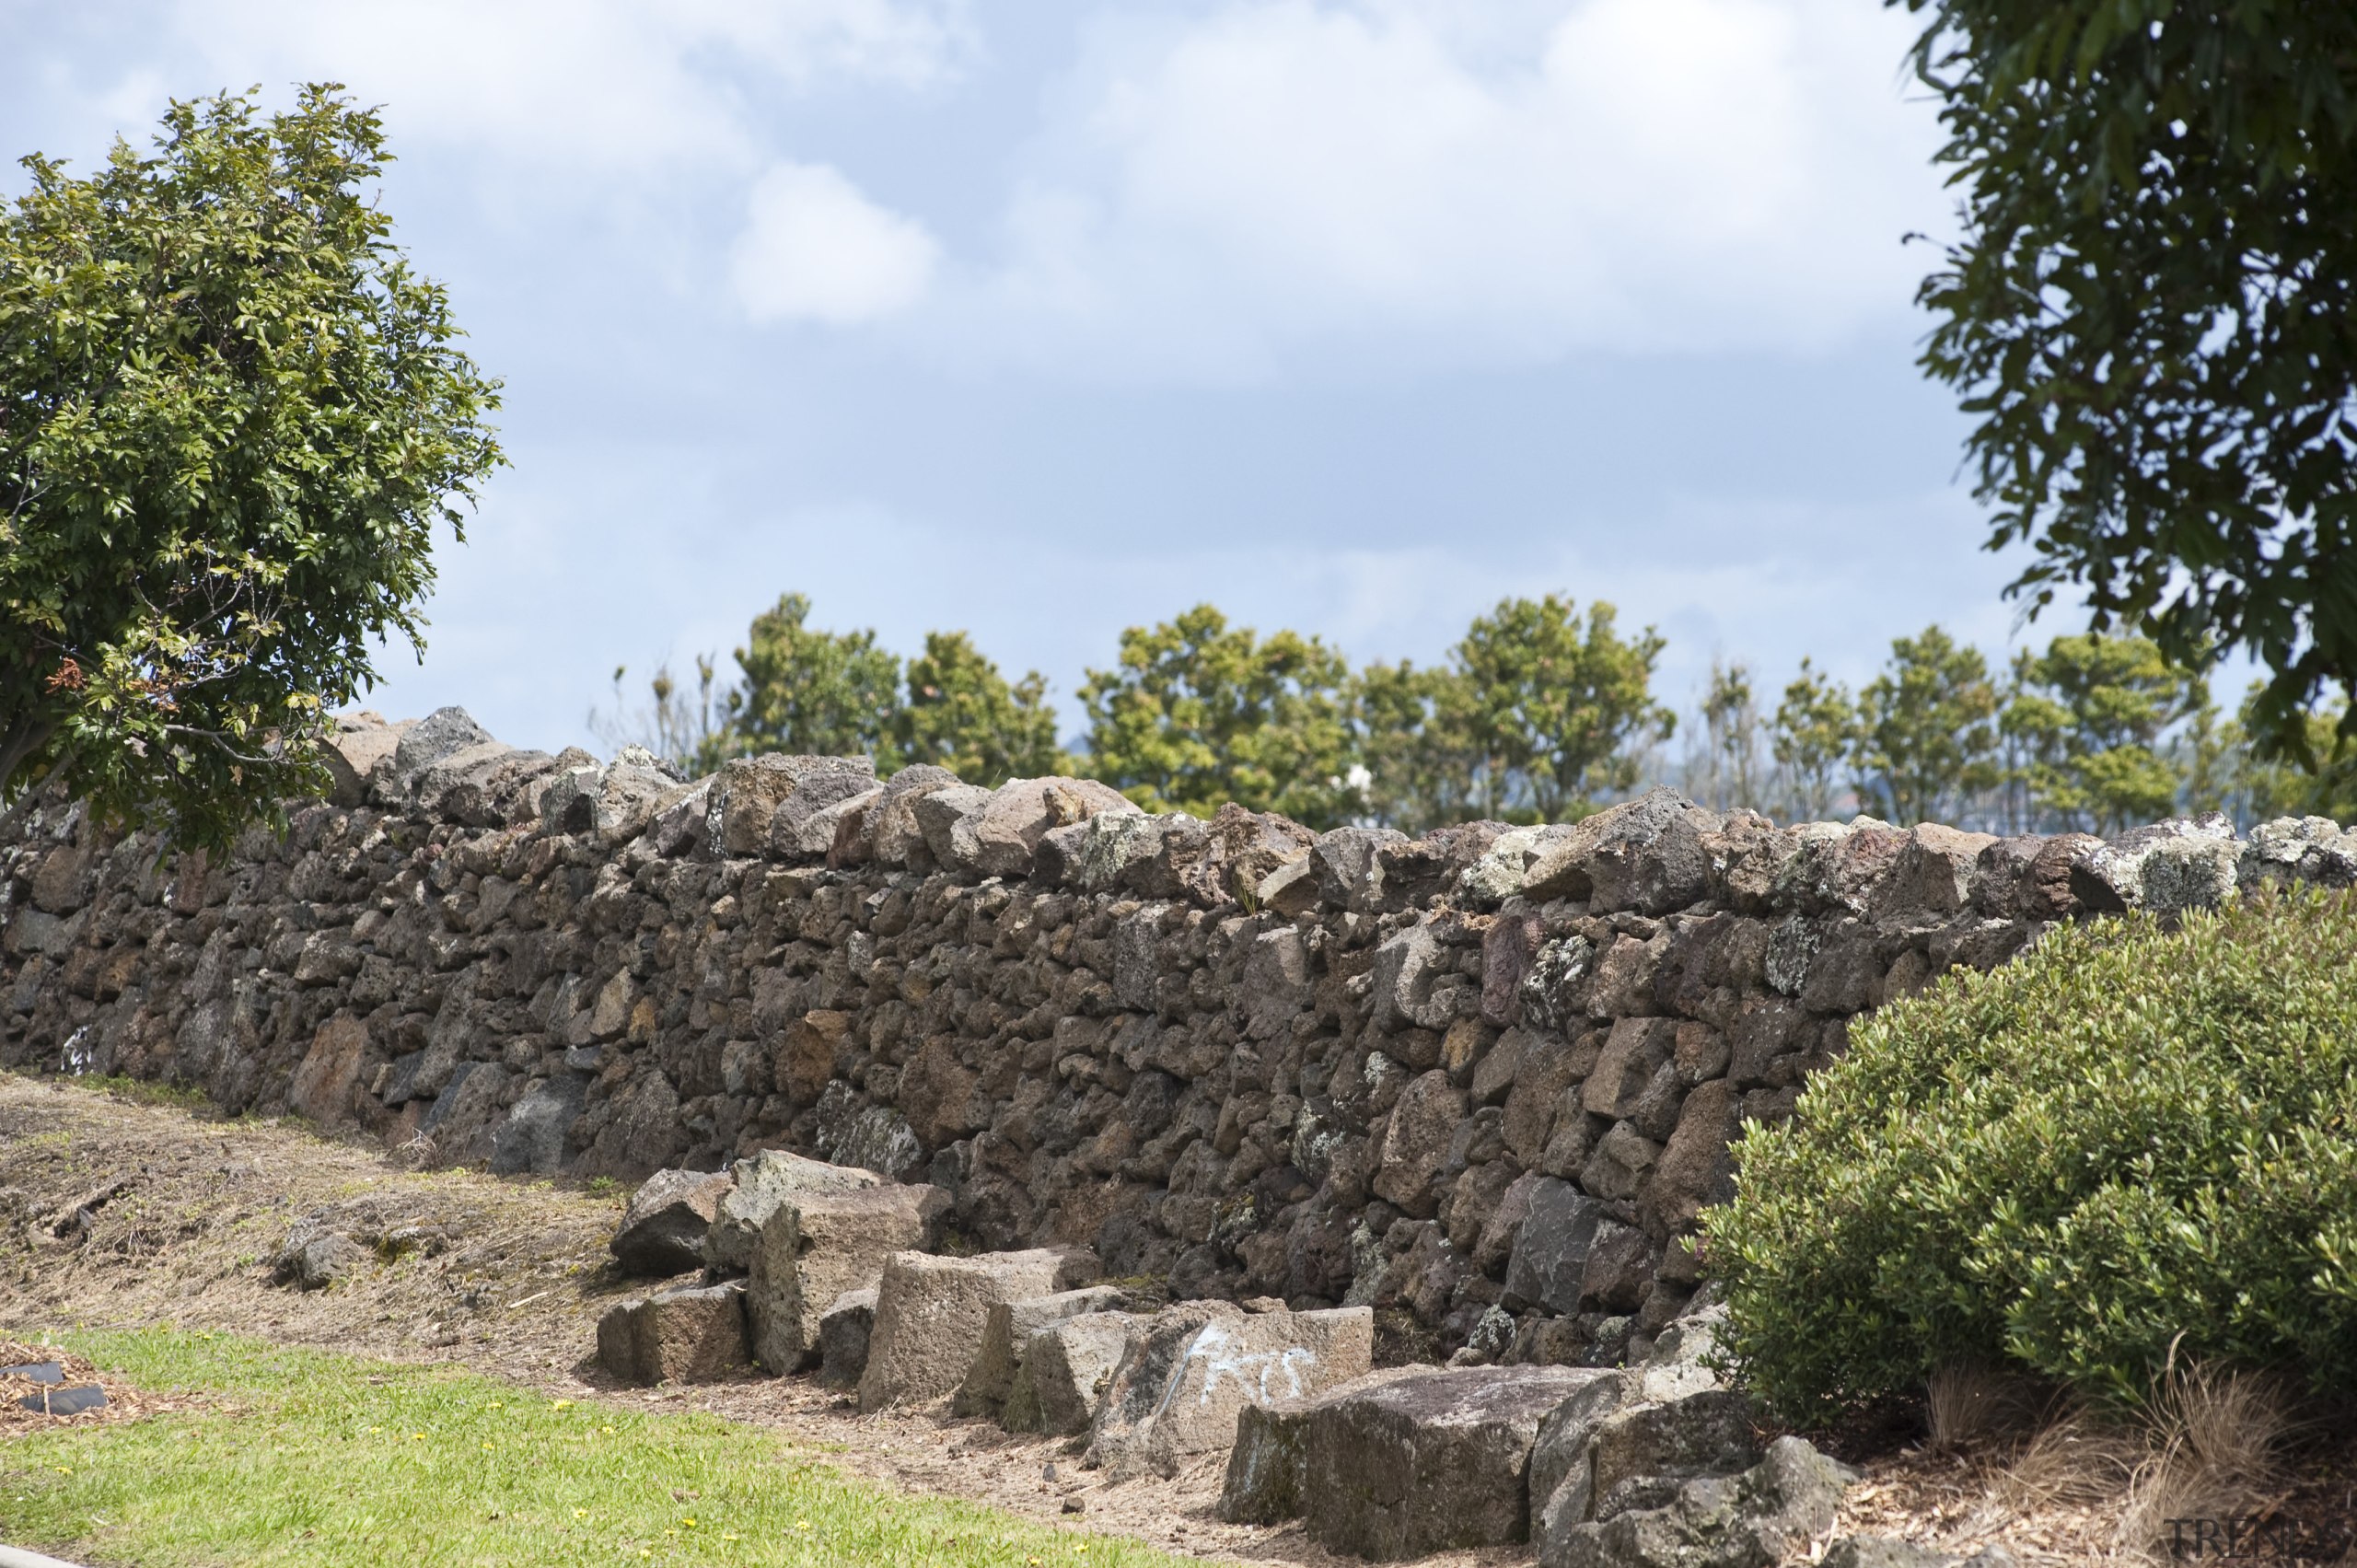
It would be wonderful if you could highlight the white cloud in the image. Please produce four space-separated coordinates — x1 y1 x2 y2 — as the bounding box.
729 160 939 324
148 0 976 176
946 0 1947 375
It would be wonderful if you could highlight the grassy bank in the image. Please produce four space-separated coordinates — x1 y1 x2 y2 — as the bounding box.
0 1329 1196 1568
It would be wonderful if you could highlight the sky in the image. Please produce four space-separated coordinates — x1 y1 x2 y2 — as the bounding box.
2 0 2078 757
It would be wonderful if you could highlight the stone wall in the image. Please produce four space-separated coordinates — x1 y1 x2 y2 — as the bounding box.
5 708 2351 1365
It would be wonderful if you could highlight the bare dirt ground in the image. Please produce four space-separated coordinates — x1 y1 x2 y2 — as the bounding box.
8 1071 2344 1568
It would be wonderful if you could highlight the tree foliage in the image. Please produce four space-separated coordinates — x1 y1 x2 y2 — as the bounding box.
2003 631 2202 833
1853 626 2002 826
0 87 503 848
719 593 904 768
1898 0 2357 765
1434 595 1673 825
896 631 1064 786
1079 604 1358 826
1770 658 1857 823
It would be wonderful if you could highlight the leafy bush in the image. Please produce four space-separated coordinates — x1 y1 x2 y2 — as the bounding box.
1703 889 2357 1423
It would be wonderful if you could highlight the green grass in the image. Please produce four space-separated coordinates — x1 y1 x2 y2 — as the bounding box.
0 1330 1201 1568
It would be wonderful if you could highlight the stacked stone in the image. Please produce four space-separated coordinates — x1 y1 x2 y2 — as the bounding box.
3 706 2351 1366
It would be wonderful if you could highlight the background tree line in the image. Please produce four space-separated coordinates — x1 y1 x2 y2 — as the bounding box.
598 592 2357 835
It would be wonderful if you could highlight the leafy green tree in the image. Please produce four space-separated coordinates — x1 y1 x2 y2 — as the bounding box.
1080 604 1359 826
0 87 503 848
1853 626 2002 827
1897 0 2357 766
2002 632 2204 834
717 593 902 768
895 631 1066 786
2217 685 2357 827
1349 658 1459 832
1441 595 1673 823
1771 658 1858 823
1688 658 1765 812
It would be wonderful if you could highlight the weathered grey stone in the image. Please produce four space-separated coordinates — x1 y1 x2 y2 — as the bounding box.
596 1281 749 1386
1589 1388 1760 1518
860 1248 1074 1411
818 1287 877 1388
1086 1302 1375 1479
287 1015 367 1126
864 763 962 867
705 754 870 859
768 767 881 860
273 1229 366 1291
1504 1178 1607 1314
323 712 411 807
1218 1365 1431 1525
911 783 996 875
703 1148 884 1275
955 1284 1130 1419
1004 1310 1141 1435
2075 814 2240 914
610 1168 734 1277
1522 788 1725 913
490 1074 586 1175
1303 1365 1605 1560
1370 1069 1464 1216
1542 1435 1856 1568
1313 826 1407 910
968 777 1139 878
1529 1371 1634 1550
374 705 493 802
746 1183 945 1374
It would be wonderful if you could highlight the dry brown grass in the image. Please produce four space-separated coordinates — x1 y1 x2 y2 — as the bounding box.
2116 1364 2297 1561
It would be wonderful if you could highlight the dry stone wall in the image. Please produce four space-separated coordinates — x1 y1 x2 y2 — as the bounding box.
5 708 2352 1366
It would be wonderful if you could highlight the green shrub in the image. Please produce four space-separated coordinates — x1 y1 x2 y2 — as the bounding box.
1702 888 2357 1423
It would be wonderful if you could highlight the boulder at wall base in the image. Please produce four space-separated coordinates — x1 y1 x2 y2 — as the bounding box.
1587 1389 1761 1520
702 1149 884 1275
858 1249 1080 1411
1004 1311 1144 1437
954 1285 1130 1419
1084 1302 1375 1480
1217 1366 1431 1526
1301 1365 1610 1562
596 1282 749 1386
818 1288 877 1388
746 1183 946 1375
609 1168 732 1277
1540 1435 1857 1568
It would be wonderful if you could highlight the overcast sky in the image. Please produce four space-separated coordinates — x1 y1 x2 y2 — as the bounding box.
5 0 2072 756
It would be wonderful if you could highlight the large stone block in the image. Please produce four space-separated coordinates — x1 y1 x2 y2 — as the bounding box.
819 1287 877 1388
1003 1310 1143 1436
746 1183 945 1374
1303 1365 1606 1560
1086 1302 1374 1480
703 1148 884 1275
859 1249 1077 1411
954 1284 1129 1419
1217 1366 1443 1526
609 1167 732 1277
596 1282 749 1386
705 754 871 859
967 777 1139 878
1541 1435 1855 1568
1588 1388 1760 1519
